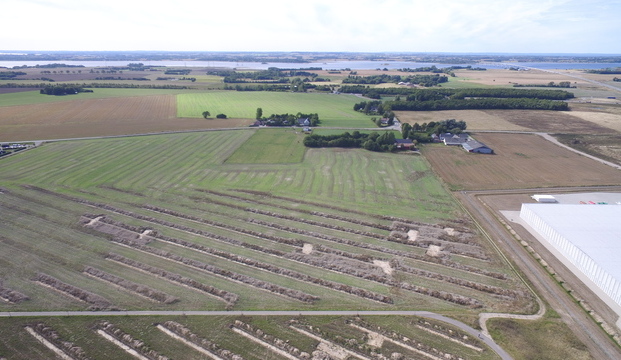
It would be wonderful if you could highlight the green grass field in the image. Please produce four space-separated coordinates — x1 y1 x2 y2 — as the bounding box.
225 128 307 164
0 88 191 107
177 91 374 127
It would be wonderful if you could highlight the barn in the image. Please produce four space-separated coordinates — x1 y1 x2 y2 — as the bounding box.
519 202 621 327
462 140 493 154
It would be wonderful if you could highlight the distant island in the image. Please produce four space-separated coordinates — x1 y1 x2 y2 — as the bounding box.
1 51 621 64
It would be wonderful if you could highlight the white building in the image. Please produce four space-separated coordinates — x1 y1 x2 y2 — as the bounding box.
520 203 621 327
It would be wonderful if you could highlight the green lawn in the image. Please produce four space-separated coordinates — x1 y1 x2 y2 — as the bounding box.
177 91 374 127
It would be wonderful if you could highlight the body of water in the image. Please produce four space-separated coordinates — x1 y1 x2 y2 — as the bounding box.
1 60 620 71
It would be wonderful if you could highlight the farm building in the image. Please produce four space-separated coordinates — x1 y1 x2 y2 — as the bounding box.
439 133 493 154
462 140 493 154
440 133 470 146
519 203 621 327
297 118 311 127
531 194 557 203
394 138 415 150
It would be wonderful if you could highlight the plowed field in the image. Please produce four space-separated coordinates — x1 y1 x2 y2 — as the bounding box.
422 133 621 190
0 95 251 141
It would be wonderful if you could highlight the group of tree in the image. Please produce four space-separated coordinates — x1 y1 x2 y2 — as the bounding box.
201 111 227 119
397 65 486 74
303 131 398 152
39 84 93 95
401 119 467 143
342 74 448 86
513 81 574 88
614 77 621 82
385 97 569 111
164 69 191 75
208 68 329 84
258 112 320 126
95 76 150 81
340 85 574 101
586 68 621 74
353 100 384 114
0 71 26 80
156 76 196 81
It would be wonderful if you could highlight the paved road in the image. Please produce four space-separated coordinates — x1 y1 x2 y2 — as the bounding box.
456 189 621 359
0 310 512 359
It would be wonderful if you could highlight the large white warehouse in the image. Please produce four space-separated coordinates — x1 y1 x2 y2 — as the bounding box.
520 203 621 324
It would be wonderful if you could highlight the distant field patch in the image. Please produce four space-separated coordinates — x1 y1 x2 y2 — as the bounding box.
395 110 530 131
0 88 191 107
225 129 307 164
422 133 621 190
0 95 253 141
177 91 373 127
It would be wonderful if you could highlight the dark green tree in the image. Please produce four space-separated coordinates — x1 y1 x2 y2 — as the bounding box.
256 107 263 119
202 111 211 119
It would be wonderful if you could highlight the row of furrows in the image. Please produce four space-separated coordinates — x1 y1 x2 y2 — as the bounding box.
26 322 91 360
91 215 487 307
83 266 179 304
34 273 116 311
93 213 515 302
25 185 505 281
110 237 320 303
96 320 171 360
87 216 393 304
105 252 239 307
24 185 508 302
193 189 485 254
231 188 471 229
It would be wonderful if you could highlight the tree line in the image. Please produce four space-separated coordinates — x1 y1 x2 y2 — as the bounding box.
257 112 320 127
340 85 573 100
303 131 398 152
586 68 621 74
208 68 329 84
39 84 93 95
513 81 574 88
386 97 568 111
401 119 467 143
342 74 448 86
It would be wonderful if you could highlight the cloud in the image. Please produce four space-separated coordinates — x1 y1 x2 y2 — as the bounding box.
1 0 620 53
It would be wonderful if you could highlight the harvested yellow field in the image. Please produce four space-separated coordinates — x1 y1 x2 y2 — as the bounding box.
564 111 621 132
453 68 585 87
395 110 530 131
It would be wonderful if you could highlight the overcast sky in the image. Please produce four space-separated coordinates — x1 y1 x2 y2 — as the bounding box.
2 0 620 54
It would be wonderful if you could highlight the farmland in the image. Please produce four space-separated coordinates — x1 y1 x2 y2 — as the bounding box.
177 91 374 127
421 133 621 190
0 315 506 360
1 60 620 359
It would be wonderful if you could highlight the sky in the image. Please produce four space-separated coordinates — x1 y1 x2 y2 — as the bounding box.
2 0 620 54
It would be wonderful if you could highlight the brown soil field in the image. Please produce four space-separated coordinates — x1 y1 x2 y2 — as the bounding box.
396 108 613 133
453 68 586 87
0 95 253 141
422 133 621 190
395 110 530 131
0 88 38 94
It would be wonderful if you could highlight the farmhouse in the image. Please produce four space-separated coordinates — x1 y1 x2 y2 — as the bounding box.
439 133 493 154
394 138 415 150
519 200 621 328
297 118 311 127
440 133 469 146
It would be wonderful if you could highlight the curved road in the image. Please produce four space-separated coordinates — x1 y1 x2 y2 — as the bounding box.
0 310 512 359
456 188 621 359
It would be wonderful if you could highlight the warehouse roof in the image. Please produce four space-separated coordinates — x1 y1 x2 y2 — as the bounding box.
521 203 621 284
